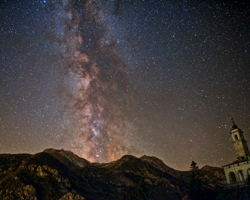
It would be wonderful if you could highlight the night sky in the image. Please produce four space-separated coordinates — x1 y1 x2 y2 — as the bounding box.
1 0 250 170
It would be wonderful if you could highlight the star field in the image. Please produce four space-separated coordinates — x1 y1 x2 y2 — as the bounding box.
0 0 250 170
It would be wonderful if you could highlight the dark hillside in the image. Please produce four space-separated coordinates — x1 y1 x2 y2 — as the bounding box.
0 149 226 200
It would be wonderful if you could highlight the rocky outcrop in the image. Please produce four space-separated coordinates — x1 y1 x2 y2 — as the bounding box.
59 193 85 200
140 155 184 178
43 149 91 168
0 184 37 200
182 195 191 200
200 165 226 181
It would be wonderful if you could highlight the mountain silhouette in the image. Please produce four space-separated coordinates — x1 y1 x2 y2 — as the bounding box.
0 149 225 200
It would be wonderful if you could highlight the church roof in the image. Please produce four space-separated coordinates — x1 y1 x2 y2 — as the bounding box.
222 159 250 167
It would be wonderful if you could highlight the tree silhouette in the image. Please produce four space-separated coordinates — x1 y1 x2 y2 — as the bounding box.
188 161 215 200
189 161 202 200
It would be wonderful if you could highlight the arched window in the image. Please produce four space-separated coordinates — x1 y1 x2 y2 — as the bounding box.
238 170 246 181
247 168 250 176
228 171 236 183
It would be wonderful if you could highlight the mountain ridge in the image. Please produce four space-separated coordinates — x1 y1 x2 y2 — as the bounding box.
0 148 225 200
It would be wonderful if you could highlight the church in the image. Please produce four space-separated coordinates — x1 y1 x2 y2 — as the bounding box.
223 119 250 184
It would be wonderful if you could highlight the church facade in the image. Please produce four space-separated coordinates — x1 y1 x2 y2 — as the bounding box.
223 120 250 184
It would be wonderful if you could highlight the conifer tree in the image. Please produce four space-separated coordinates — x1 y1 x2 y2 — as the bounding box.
189 161 215 200
189 161 203 200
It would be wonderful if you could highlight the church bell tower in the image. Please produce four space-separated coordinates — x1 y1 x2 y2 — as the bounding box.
230 119 250 161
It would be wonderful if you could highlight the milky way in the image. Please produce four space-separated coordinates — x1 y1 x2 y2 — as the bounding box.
55 0 137 162
1 0 250 170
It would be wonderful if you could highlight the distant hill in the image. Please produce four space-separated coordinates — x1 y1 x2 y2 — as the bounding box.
0 149 225 200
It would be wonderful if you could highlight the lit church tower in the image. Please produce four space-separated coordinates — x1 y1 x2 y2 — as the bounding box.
230 119 250 161
223 119 250 184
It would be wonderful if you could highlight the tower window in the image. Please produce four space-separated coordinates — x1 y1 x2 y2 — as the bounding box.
235 135 238 140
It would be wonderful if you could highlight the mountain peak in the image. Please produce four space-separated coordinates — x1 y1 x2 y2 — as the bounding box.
43 148 91 168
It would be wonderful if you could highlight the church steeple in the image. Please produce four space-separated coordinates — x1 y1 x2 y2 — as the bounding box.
230 119 250 161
